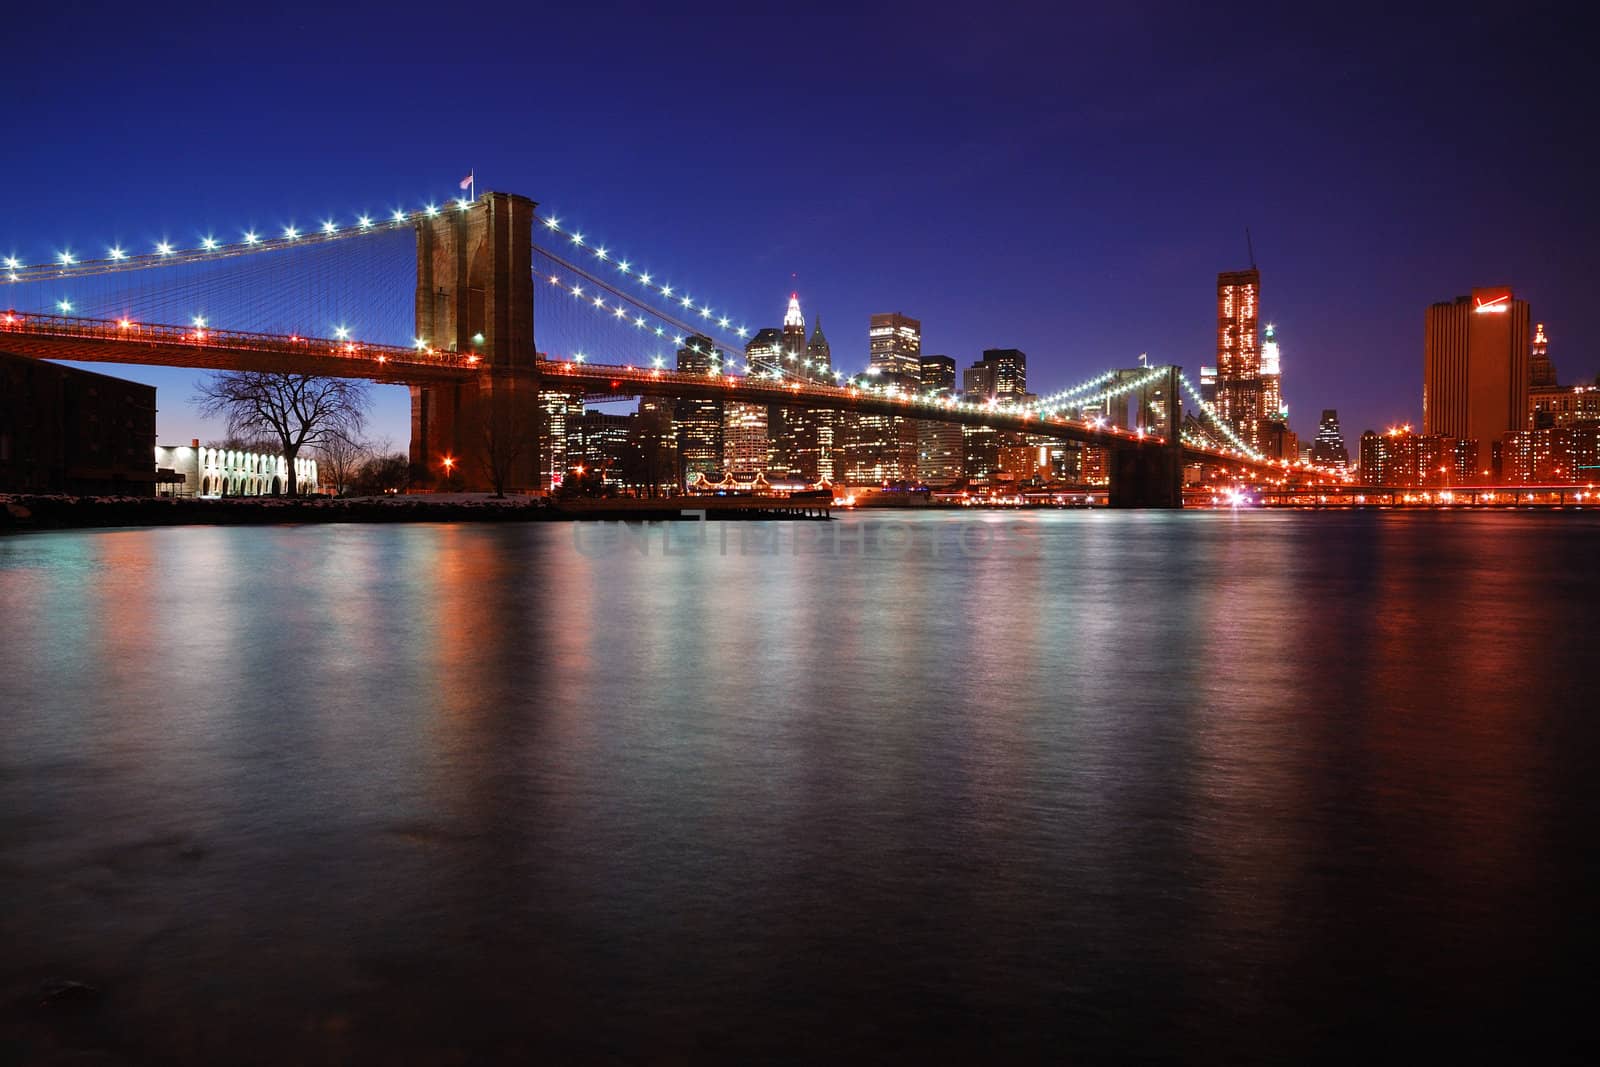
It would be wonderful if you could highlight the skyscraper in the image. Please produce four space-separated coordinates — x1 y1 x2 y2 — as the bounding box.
980 349 1027 400
916 355 962 486
767 293 830 482
1529 322 1557 387
807 318 835 481
808 318 832 375
723 402 770 475
1216 269 1262 450
538 390 585 490
869 312 922 381
919 355 956 392
1423 287 1530 460
1260 323 1284 422
1310 409 1350 469
781 293 807 368
675 334 723 482
963 361 997 399
745 328 783 377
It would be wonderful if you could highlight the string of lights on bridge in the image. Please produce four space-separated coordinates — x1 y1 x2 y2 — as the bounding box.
0 197 489 285
534 213 752 343
1175 371 1264 459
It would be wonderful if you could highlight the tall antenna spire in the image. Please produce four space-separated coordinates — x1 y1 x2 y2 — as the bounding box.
1246 226 1257 270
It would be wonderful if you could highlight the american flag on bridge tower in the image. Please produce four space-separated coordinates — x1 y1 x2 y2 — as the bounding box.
459 172 474 191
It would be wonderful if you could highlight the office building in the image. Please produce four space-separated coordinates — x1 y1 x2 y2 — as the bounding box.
723 402 770 475
1216 269 1262 450
1260 323 1284 422
1310 409 1350 469
745 328 784 377
770 294 831 481
920 355 956 392
963 361 996 399
869 312 922 380
980 349 1027 400
1529 322 1557 388
675 334 723 482
1423 287 1531 465
1529 385 1600 430
538 390 586 490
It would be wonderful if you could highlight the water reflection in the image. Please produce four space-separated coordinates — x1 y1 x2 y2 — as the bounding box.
0 511 1594 1061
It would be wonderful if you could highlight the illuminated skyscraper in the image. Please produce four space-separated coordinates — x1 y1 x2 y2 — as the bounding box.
963 361 996 399
1260 323 1284 422
1216 269 1262 449
869 312 922 381
765 294 830 481
538 390 585 490
781 293 807 367
807 318 835 481
916 355 962 486
981 349 1027 400
723 402 770 475
745 328 783 376
1310 409 1350 469
1423 287 1530 460
919 355 956 392
1529 322 1557 388
675 333 723 482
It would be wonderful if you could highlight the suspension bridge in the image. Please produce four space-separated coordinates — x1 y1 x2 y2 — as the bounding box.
2 190 1316 506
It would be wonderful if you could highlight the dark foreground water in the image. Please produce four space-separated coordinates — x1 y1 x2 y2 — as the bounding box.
2 511 1596 1064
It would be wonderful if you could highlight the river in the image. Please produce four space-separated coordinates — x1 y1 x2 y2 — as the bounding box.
1 511 1595 1062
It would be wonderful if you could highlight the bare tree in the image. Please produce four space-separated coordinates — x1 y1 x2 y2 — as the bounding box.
478 390 537 498
351 452 411 496
316 430 369 497
193 372 369 496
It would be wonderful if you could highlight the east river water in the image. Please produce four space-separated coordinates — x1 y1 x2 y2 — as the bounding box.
1 511 1595 1063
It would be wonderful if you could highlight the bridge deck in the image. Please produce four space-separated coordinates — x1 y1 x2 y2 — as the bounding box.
1 312 478 384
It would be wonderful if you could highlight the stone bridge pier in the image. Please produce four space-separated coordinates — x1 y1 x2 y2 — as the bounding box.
409 191 542 491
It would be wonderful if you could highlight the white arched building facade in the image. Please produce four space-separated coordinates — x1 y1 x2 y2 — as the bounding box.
155 440 319 497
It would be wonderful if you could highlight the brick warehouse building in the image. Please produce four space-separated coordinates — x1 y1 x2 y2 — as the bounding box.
0 351 156 495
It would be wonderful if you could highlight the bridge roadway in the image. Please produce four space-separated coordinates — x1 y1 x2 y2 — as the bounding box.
0 311 476 384
2 311 1288 476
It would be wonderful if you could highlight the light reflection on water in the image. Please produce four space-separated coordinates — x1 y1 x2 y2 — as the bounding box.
1 511 1594 1062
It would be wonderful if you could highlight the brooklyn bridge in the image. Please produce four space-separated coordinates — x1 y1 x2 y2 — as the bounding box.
2 190 1315 506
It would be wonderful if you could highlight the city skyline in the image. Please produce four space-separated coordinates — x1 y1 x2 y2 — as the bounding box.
5 7 1594 451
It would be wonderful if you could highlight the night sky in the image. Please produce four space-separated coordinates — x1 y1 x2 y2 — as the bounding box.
7 3 1594 448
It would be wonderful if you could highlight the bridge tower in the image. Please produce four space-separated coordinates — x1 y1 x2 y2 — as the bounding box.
410 191 541 490
1109 365 1184 507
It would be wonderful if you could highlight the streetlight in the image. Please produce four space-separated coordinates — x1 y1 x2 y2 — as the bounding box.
442 455 456 490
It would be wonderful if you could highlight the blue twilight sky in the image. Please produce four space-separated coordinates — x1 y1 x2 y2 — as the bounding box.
5 2 1595 448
